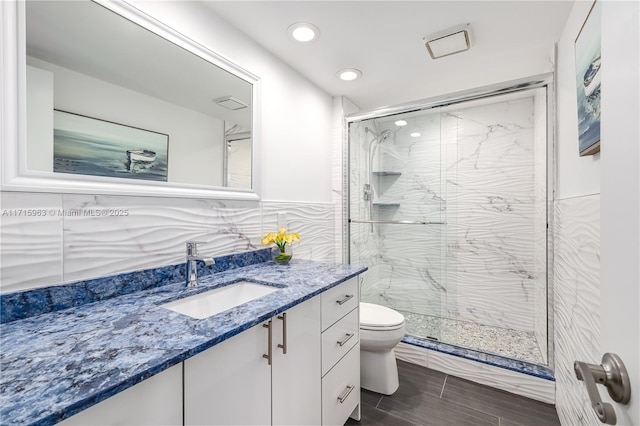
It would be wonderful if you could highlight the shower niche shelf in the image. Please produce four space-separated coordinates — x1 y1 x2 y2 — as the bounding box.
372 202 400 208
373 171 402 177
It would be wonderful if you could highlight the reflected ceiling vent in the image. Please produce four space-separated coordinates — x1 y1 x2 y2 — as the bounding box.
214 96 248 110
423 24 472 59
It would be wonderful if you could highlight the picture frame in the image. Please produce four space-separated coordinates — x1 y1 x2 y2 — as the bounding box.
574 0 601 156
53 110 169 182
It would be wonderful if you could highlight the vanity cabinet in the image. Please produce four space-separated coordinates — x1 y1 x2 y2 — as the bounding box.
57 278 360 426
58 364 182 426
184 296 321 425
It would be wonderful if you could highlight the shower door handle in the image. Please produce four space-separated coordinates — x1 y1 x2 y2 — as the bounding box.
574 353 631 425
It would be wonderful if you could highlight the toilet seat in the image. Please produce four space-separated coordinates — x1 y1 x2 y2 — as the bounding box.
360 302 405 331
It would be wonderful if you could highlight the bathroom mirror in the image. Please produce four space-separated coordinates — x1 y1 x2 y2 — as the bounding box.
1 0 260 200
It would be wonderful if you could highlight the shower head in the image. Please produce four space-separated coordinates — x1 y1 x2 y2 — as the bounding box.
378 130 392 142
365 127 392 144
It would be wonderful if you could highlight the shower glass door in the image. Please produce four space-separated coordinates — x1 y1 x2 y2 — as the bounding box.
348 87 549 365
348 109 448 341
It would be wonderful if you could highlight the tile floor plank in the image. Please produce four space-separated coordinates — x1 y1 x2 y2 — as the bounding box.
377 390 500 426
441 375 560 426
396 360 447 398
347 360 560 426
345 404 418 426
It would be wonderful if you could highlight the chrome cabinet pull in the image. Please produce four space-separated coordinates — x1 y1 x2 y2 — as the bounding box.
277 313 287 354
336 294 354 305
262 320 272 365
337 385 355 403
574 353 631 425
337 333 354 347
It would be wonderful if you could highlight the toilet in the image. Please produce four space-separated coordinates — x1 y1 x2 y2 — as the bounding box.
359 302 406 395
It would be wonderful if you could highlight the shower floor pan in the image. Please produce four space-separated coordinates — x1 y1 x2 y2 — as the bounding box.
399 311 545 365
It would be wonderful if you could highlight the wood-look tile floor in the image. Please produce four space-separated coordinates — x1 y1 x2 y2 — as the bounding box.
346 360 561 426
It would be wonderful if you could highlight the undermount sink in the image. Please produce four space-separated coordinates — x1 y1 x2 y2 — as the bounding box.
162 281 279 319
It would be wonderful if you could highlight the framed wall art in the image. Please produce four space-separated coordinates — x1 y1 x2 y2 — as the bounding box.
574 0 601 156
53 110 169 181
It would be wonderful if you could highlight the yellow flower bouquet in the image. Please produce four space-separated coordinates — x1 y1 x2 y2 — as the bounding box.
262 228 300 264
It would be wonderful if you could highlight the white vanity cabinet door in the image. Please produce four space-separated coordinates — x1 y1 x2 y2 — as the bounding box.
58 364 182 426
321 278 358 331
272 296 321 425
322 343 361 426
184 323 271 426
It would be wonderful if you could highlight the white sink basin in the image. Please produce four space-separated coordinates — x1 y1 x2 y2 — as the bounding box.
162 281 279 319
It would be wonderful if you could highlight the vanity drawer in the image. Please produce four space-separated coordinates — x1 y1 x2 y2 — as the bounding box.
322 308 359 376
321 278 358 331
322 343 360 426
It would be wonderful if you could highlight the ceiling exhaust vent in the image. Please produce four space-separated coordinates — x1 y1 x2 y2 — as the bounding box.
423 24 472 59
213 96 248 110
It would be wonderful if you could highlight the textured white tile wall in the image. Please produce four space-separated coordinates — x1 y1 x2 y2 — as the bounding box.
0 192 64 292
553 195 601 425
0 192 336 292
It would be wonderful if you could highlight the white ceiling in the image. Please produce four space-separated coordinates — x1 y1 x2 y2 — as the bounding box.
204 1 574 110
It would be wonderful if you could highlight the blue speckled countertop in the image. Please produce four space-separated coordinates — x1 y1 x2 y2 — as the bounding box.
0 258 366 426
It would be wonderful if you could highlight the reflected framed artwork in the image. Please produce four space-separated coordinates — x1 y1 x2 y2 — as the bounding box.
574 0 601 156
53 110 169 181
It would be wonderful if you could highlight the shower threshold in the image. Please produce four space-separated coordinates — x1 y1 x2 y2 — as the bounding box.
398 311 546 365
400 334 555 381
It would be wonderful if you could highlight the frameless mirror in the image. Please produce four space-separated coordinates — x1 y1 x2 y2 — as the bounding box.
3 0 259 199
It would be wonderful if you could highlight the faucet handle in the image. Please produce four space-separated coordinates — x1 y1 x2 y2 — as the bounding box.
186 241 206 257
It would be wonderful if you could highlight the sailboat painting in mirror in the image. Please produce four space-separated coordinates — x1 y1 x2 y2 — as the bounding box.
574 0 601 156
53 110 169 181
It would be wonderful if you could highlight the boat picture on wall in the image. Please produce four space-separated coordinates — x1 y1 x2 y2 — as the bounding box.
574 0 601 156
53 110 169 181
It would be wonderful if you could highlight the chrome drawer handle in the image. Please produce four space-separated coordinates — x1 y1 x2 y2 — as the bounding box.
337 333 355 347
337 385 355 403
336 294 354 305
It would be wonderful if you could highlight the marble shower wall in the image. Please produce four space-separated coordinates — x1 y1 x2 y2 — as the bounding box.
0 191 336 293
444 94 541 332
351 91 547 339
553 195 601 425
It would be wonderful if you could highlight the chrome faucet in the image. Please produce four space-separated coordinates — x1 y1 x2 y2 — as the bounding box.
186 241 215 288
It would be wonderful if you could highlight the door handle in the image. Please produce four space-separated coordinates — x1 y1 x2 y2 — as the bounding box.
574 353 631 425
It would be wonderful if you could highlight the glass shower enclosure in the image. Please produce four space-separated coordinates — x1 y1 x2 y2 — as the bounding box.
347 86 550 365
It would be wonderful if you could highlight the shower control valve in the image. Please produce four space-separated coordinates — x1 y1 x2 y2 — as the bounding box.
363 183 372 201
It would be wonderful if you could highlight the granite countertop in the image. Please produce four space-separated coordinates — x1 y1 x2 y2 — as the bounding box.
0 259 366 426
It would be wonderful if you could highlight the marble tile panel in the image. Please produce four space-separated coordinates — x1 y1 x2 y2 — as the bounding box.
449 275 534 327
447 166 535 204
0 192 64 293
261 201 337 263
61 195 262 283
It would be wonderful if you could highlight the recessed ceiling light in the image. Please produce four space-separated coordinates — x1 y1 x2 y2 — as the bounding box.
410 132 421 137
395 120 408 127
337 68 362 81
288 22 320 42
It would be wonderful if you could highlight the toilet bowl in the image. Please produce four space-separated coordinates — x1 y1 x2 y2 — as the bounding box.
359 302 406 395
